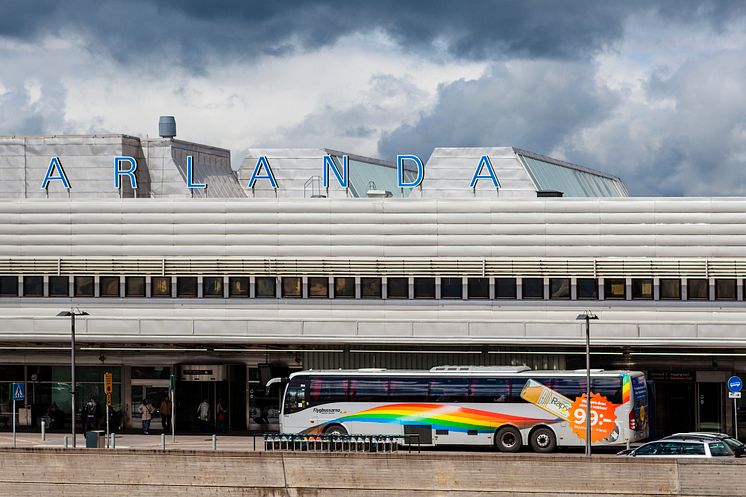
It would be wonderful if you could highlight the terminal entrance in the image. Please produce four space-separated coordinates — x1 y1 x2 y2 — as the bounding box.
173 364 245 432
698 382 723 432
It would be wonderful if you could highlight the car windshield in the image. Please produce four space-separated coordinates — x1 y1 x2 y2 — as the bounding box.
723 438 744 449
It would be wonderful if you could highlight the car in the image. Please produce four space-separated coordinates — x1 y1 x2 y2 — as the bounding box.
618 435 739 458
663 432 745 457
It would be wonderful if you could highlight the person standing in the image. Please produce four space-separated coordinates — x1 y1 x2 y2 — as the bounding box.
139 399 154 434
84 396 98 432
160 396 172 433
216 398 227 433
197 399 210 433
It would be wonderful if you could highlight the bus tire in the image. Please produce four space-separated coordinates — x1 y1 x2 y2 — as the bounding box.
529 427 556 453
323 424 348 436
494 426 522 453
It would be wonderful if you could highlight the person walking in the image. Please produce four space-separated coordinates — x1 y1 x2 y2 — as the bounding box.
160 396 172 433
197 399 210 433
139 399 154 434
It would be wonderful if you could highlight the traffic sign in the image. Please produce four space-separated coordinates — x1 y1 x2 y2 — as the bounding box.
12 383 24 402
729 391 742 399
727 376 743 393
104 372 113 394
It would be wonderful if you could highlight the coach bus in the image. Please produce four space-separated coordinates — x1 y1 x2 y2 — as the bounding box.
273 366 648 452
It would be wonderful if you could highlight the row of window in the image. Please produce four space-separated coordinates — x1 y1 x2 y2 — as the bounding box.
284 375 623 413
0 275 741 300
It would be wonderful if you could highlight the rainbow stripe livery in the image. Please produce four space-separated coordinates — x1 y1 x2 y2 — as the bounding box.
305 403 560 434
621 374 631 404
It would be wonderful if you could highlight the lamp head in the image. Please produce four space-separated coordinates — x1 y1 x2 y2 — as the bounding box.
576 311 599 320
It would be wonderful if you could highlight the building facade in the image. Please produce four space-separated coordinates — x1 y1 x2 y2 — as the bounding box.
0 131 742 438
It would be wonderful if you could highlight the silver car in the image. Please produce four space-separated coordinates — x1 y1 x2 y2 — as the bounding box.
618 437 735 458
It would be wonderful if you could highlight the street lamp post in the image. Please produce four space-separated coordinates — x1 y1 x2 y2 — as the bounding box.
576 311 598 457
57 309 89 448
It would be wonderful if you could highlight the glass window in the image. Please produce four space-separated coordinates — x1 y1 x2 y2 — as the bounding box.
23 276 44 297
660 279 681 300
657 442 681 456
100 276 120 297
632 279 653 300
229 277 250 298
470 377 518 403
0 275 18 296
125 276 145 297
414 277 435 299
429 377 469 402
715 279 736 300
708 441 733 457
467 278 489 299
284 379 307 414
203 276 223 298
550 278 570 299
604 278 626 299
308 277 329 298
577 278 598 300
361 277 382 299
282 277 302 298
441 277 463 299
255 277 276 298
634 442 659 455
522 278 544 299
687 279 709 300
49 276 69 297
151 276 172 297
176 277 197 298
496 278 517 299
680 443 706 456
334 277 355 298
74 276 94 297
387 277 408 299
309 377 348 405
388 377 429 402
348 377 388 402
592 377 623 404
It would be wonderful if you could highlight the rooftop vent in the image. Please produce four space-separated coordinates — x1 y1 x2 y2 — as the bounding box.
158 116 176 138
537 190 563 198
429 366 531 373
366 190 393 198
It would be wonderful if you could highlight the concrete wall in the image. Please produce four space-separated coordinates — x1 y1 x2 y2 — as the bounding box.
0 449 744 496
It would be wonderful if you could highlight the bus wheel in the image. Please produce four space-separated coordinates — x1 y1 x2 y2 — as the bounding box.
529 427 556 453
323 424 348 436
495 426 522 453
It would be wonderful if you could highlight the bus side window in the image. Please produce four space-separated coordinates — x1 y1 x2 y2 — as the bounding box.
348 377 389 402
389 378 429 402
591 378 623 404
309 377 349 406
470 378 511 403
429 377 469 402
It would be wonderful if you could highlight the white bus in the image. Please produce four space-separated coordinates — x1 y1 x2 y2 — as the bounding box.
275 366 649 452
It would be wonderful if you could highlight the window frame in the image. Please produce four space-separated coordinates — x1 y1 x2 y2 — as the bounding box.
255 277 276 298
660 279 682 300
521 278 544 300
714 279 736 301
576 278 598 300
467 278 489 299
176 276 198 298
22 275 44 297
308 277 329 298
687 278 709 301
125 276 146 297
99 275 121 298
281 277 302 298
631 278 653 300
413 277 435 299
228 276 250 298
361 277 382 299
549 278 570 300
151 276 172 298
495 278 517 299
74 276 95 297
49 276 70 297
203 276 224 298
386 277 409 299
334 277 355 299
440 277 463 299
603 278 626 300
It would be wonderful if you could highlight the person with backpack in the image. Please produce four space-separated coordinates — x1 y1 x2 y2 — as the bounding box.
139 399 154 434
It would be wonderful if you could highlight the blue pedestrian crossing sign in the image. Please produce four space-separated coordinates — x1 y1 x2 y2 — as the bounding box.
12 383 24 401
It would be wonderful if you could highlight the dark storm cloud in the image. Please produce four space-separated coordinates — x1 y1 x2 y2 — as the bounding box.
4 0 743 68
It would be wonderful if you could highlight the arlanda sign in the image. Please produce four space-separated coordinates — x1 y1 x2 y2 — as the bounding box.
40 154 501 191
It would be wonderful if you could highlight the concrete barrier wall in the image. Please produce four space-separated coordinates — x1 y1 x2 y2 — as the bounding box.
0 449 744 497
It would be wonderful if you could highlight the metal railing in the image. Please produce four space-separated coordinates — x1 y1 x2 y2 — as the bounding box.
262 433 420 453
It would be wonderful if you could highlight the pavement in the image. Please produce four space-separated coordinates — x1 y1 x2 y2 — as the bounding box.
0 431 267 451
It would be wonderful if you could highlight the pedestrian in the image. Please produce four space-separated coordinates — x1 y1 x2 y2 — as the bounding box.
216 398 227 432
197 398 210 433
84 396 98 432
139 399 154 434
160 396 172 433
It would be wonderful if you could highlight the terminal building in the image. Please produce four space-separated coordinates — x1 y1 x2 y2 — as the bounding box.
0 121 744 438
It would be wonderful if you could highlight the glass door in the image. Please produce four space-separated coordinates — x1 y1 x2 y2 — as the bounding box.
698 382 723 432
130 380 169 431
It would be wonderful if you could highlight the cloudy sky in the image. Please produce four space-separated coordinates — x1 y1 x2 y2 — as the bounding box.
2 1 746 196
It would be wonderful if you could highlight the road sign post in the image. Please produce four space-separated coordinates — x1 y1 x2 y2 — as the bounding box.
104 373 113 446
728 376 743 440
170 373 175 442
11 383 24 448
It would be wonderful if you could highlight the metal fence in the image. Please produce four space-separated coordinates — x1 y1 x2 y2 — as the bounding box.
262 433 420 453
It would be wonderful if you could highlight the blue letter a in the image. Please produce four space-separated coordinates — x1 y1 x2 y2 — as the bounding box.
469 155 500 188
41 156 70 189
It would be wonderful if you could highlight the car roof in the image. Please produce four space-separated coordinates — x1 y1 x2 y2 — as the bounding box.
664 432 730 441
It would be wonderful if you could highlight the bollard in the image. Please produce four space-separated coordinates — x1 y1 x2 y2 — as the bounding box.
212 434 217 451
63 435 68 449
111 433 116 449
161 433 166 450
626 438 631 451
41 419 46 441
